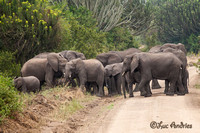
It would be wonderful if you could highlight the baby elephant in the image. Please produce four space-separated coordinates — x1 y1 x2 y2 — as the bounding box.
14 76 40 93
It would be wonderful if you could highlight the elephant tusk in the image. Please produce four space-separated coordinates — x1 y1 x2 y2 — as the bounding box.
122 72 125 76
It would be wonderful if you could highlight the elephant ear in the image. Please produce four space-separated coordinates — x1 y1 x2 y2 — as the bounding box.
131 55 139 74
47 53 59 72
112 64 122 76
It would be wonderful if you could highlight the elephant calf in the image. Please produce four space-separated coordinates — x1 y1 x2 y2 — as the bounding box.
104 63 123 95
14 76 40 93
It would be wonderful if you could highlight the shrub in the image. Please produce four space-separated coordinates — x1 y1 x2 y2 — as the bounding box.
0 51 21 77
0 73 22 124
0 0 62 63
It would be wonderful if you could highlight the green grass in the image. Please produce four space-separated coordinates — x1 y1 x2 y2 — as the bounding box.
194 84 200 89
107 103 114 110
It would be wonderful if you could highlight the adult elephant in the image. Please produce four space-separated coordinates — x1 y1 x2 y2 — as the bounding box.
59 50 86 61
149 43 188 90
104 63 123 95
64 58 104 97
122 52 185 97
163 48 189 93
21 53 67 87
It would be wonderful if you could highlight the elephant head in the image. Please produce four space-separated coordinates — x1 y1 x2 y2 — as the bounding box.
59 50 86 61
104 63 123 77
14 77 23 89
64 58 85 79
47 53 67 73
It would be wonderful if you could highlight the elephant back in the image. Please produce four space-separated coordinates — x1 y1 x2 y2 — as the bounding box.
21 58 47 81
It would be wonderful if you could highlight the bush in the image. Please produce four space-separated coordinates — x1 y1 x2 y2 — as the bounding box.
56 5 106 58
0 73 22 124
106 27 140 51
0 0 62 63
0 51 21 77
186 34 200 54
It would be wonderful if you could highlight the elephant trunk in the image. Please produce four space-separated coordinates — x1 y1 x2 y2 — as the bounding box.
122 76 126 98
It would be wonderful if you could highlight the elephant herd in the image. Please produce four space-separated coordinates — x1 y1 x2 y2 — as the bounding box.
14 43 189 98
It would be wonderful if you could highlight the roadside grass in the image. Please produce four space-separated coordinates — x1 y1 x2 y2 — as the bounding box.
194 84 200 89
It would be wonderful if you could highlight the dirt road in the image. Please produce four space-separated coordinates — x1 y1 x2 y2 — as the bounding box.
79 64 200 133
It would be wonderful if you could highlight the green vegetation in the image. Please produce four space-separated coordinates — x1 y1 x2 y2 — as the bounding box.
0 51 21 77
0 74 22 124
0 0 61 64
153 0 200 53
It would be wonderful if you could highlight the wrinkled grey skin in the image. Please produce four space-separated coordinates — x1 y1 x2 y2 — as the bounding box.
149 43 187 89
149 43 187 54
163 48 189 94
14 76 40 93
109 48 141 60
33 52 50 58
122 71 141 98
21 53 67 87
160 43 187 54
59 50 86 61
96 48 141 95
122 52 185 97
96 52 123 67
104 63 123 95
64 59 105 96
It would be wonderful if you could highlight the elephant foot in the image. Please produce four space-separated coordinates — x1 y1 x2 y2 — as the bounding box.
96 94 103 97
166 92 174 96
145 93 152 97
129 94 134 98
185 90 189 94
177 92 185 96
152 85 161 89
140 91 146 96
133 89 139 92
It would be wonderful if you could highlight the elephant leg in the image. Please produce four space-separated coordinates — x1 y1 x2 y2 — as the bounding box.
111 77 117 94
183 70 189 94
115 75 122 95
144 82 152 97
22 85 27 93
128 83 134 97
106 77 112 95
138 79 148 96
152 79 161 89
164 80 169 94
121 76 126 98
133 83 139 92
85 82 91 93
93 85 98 95
45 65 54 87
166 81 176 96
176 75 185 96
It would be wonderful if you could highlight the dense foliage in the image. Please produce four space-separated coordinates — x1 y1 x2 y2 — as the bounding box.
0 74 22 123
0 0 61 64
0 51 21 77
154 0 200 53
